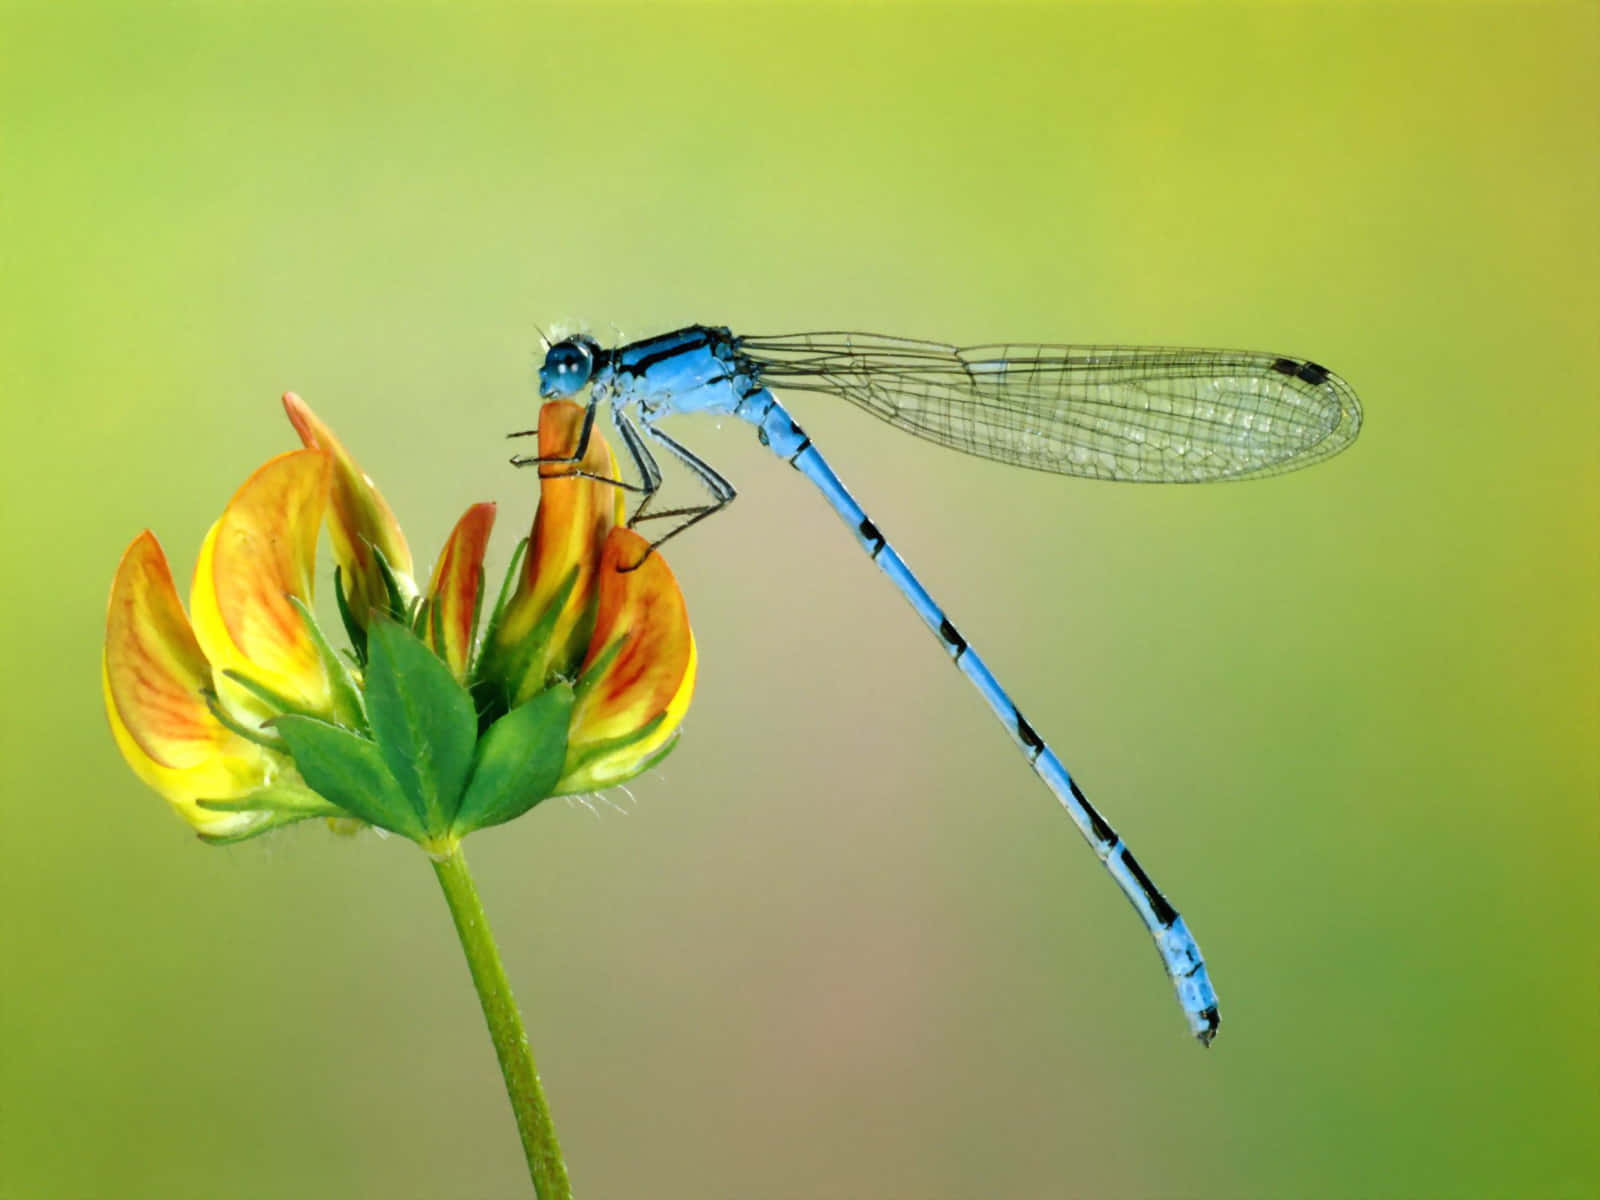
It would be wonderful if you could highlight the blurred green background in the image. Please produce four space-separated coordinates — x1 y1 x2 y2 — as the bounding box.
3 3 1595 1197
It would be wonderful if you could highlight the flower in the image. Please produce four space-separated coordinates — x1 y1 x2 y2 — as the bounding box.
103 395 696 846
475 399 696 797
102 530 286 840
475 401 624 710
559 528 696 792
282 393 415 627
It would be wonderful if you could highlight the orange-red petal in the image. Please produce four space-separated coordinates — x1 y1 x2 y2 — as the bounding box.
283 392 415 619
559 527 696 790
103 532 277 834
483 401 625 702
421 502 497 680
189 448 334 717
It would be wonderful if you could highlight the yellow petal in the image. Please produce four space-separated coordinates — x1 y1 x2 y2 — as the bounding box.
421 502 497 681
559 527 696 791
283 392 415 620
483 401 624 703
189 449 334 717
103 532 277 835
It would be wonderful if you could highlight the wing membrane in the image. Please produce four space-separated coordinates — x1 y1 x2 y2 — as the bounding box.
735 331 1362 482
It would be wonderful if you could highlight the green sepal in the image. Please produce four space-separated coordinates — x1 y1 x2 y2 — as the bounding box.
195 779 341 817
288 595 367 732
202 689 288 754
452 683 574 835
193 810 310 845
471 538 526 725
273 713 422 838
413 590 442 651
191 784 347 851
333 564 368 665
629 727 680 776
219 668 317 723
555 727 681 799
472 564 581 727
571 630 627 703
480 536 529 642
511 567 581 693
362 618 478 834
369 541 409 623
190 780 343 843
556 713 667 791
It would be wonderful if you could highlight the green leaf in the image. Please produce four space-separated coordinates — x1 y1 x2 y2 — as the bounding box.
453 683 574 835
274 714 421 838
363 618 479 834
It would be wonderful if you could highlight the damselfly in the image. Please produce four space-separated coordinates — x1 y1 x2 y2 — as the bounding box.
521 325 1362 1044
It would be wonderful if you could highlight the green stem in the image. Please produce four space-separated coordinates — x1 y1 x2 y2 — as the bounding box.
430 842 572 1198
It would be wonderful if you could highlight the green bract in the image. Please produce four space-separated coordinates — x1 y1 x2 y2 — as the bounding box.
267 620 577 842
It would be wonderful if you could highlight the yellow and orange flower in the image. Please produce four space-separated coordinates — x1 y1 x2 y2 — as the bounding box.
476 402 627 709
103 395 695 845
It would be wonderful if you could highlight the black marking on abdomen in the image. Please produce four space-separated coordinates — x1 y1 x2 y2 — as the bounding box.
1015 713 1044 762
858 517 886 559
1069 778 1117 846
787 437 812 465
938 618 967 660
1118 846 1178 927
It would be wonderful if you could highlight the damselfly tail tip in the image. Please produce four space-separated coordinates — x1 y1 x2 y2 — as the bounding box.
1194 1007 1221 1047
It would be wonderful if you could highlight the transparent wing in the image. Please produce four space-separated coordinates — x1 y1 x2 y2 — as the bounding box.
735 331 1362 482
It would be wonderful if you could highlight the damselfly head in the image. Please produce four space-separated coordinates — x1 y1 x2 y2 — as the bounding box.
538 334 602 399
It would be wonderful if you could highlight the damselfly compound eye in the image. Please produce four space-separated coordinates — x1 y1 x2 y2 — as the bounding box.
538 337 597 398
